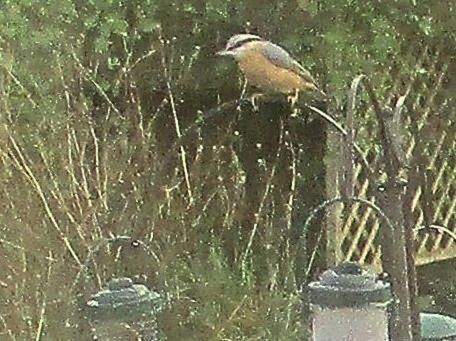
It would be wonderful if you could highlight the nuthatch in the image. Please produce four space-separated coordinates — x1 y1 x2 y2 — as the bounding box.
217 34 326 104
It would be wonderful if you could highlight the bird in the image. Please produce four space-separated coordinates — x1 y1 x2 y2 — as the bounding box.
216 33 326 107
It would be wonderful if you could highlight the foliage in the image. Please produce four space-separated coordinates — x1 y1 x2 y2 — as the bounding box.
0 0 454 339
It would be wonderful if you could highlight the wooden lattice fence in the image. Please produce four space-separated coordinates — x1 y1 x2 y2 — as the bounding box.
325 47 455 270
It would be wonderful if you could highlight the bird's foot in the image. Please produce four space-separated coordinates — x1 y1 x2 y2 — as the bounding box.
287 89 300 108
249 93 265 112
287 89 300 116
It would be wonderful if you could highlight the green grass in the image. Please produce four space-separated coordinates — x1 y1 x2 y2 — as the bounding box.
0 88 309 339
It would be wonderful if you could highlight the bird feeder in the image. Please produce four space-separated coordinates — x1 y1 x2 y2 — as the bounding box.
307 262 392 341
84 277 164 340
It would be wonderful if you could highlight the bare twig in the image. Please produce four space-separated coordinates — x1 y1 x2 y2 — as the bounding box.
128 48 157 72
70 49 122 117
167 80 194 204
0 237 57 266
5 131 81 266
285 137 297 283
35 251 54 341
3 69 38 108
344 75 366 198
158 36 194 204
305 105 372 173
214 294 248 339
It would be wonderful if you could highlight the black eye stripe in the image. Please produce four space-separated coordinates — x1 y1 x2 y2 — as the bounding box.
228 38 262 51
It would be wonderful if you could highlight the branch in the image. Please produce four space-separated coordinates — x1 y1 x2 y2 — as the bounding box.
305 105 372 174
158 36 194 204
344 75 366 197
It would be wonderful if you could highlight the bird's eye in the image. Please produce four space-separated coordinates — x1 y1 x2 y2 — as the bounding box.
227 38 261 51
227 42 244 51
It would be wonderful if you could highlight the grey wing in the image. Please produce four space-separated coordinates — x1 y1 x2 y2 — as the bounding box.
261 42 316 84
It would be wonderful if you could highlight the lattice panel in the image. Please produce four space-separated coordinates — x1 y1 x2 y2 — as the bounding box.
329 49 455 269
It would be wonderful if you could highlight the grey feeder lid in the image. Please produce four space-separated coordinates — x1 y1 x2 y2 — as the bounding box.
421 313 456 341
308 262 391 308
85 277 162 321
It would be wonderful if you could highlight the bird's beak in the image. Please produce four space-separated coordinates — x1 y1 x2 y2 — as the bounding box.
216 49 232 56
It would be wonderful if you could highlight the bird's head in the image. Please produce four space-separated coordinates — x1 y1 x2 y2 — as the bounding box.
216 34 265 59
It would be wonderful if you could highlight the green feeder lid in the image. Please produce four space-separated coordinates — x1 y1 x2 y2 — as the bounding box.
421 313 456 340
86 277 162 320
308 262 391 308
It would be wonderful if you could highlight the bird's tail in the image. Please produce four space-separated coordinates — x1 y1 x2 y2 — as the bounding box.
310 85 327 102
315 87 327 99
302 82 327 100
